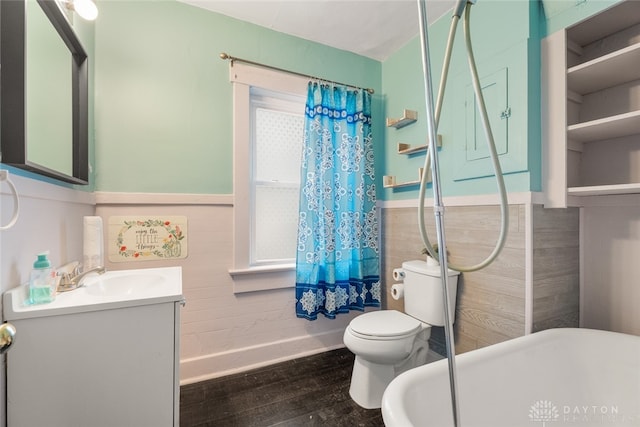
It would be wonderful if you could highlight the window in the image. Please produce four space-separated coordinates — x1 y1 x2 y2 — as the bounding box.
228 62 307 291
251 89 304 265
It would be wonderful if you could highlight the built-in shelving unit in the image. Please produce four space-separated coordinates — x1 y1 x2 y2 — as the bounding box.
542 0 640 206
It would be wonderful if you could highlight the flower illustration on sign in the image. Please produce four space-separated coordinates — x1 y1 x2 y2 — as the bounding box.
162 223 183 257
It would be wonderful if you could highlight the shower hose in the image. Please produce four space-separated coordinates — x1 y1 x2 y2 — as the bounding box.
416 1 509 426
419 0 508 272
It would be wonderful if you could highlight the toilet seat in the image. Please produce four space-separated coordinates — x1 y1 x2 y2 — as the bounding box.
348 310 423 340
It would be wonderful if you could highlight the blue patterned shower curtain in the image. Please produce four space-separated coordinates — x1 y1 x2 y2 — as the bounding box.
295 82 380 320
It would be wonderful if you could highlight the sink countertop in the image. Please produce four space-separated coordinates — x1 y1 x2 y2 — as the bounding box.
3 266 183 320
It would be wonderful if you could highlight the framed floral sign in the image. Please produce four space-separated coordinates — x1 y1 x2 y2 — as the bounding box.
108 216 188 262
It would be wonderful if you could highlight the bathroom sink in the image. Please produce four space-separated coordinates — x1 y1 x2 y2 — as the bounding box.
3 267 182 320
4 266 183 427
84 272 166 297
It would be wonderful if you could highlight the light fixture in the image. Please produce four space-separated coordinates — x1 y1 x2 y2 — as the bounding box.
64 0 98 21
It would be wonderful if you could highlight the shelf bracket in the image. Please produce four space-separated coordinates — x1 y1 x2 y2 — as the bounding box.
386 109 418 129
396 135 442 154
383 167 430 189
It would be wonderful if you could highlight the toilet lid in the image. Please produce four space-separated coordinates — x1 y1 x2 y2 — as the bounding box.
349 310 422 338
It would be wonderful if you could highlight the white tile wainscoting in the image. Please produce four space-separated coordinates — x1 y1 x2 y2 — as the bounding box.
0 174 95 426
4 181 636 398
94 192 365 385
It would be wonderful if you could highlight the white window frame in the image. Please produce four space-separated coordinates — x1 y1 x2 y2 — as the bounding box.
250 89 303 266
228 62 307 292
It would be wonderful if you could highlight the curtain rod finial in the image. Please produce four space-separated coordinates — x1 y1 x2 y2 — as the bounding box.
219 52 230 60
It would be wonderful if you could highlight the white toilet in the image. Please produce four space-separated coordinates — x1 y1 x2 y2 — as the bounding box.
343 259 460 409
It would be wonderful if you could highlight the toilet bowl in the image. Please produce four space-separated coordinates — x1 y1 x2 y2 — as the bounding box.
343 310 431 409
343 259 460 409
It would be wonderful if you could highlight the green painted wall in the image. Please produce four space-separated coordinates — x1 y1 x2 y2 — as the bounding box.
95 0 547 199
93 0 382 194
381 0 541 200
378 0 625 202
5 0 626 200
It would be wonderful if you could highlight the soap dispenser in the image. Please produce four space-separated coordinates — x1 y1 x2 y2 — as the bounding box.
29 252 56 304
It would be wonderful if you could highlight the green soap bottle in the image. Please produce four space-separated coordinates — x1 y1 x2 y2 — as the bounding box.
29 252 55 304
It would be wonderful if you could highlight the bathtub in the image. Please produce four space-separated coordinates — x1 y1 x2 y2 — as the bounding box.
382 328 640 426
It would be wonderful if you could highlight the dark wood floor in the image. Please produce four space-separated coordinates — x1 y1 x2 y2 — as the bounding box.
180 347 385 427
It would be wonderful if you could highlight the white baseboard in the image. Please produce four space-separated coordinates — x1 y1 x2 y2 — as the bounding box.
180 328 347 385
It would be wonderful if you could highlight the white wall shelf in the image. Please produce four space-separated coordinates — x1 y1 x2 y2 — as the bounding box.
542 0 640 207
567 109 640 143
568 183 640 197
567 42 640 94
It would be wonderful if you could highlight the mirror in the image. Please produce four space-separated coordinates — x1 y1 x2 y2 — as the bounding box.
1 0 89 184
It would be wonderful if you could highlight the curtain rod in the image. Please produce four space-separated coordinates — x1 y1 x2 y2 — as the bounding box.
219 52 375 95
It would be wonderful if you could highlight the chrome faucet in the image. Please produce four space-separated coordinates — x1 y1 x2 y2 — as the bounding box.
58 265 106 292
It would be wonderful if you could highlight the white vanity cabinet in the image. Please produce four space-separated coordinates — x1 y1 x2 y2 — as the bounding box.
542 0 640 207
3 267 183 427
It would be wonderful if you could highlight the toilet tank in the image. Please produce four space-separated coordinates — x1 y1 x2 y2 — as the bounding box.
401 260 460 327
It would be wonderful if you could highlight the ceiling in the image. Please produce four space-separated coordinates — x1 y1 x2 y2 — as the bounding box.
179 0 456 61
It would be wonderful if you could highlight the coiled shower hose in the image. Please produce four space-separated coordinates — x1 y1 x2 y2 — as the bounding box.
419 2 508 273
